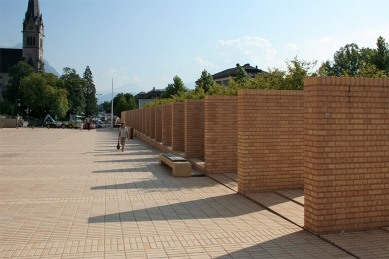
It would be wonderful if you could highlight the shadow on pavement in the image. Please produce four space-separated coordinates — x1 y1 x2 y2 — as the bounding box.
88 193 263 223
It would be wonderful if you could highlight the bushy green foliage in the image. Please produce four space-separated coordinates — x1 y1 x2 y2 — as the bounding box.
113 92 137 117
320 36 388 78
161 76 188 98
83 66 98 116
195 70 216 93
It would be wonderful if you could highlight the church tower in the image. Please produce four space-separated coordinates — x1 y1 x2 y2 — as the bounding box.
22 0 44 72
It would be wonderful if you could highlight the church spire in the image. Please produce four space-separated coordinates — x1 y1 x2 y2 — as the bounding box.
25 0 40 23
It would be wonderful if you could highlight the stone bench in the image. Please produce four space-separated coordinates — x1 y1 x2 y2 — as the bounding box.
159 153 191 177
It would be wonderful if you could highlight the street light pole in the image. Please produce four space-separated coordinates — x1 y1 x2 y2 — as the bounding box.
110 78 113 130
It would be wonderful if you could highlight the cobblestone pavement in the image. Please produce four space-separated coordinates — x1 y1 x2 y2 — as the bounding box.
0 128 355 258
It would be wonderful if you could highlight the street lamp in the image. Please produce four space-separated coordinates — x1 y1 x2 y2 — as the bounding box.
25 108 32 124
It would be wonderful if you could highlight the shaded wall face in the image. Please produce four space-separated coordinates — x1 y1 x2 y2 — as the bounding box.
185 100 204 160
238 90 304 194
172 102 185 151
155 106 162 142
304 77 389 235
204 96 238 174
162 104 172 146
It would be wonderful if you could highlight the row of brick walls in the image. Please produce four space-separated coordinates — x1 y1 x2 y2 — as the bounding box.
238 89 304 193
185 100 205 160
205 96 237 174
304 77 389 235
172 102 185 151
121 77 388 234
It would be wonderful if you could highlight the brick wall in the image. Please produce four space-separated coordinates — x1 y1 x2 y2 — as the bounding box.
162 104 172 146
185 100 205 160
238 89 304 194
172 102 185 151
141 109 145 133
150 106 156 139
304 77 389 235
145 107 150 136
205 96 238 174
155 106 162 142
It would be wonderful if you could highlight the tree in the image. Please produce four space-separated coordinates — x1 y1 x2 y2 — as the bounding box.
3 61 35 109
83 66 98 116
102 101 111 113
319 36 389 78
161 76 188 98
195 70 216 93
114 93 129 117
61 68 86 115
234 64 250 84
123 93 137 110
20 73 68 119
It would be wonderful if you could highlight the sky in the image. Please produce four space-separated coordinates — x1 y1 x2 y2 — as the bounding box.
1 0 389 95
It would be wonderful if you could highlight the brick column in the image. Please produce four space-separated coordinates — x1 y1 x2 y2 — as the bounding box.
238 89 304 194
162 104 172 146
155 106 162 142
150 106 156 139
205 96 237 174
172 102 185 151
304 77 389 235
145 107 150 136
185 100 204 160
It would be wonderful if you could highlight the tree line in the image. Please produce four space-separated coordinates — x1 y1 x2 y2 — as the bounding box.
0 63 98 120
143 36 388 107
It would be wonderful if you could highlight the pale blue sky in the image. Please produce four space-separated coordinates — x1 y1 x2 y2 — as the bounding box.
1 0 388 94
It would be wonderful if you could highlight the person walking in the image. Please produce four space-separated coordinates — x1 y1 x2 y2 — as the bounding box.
80 120 84 131
86 116 91 131
118 122 129 152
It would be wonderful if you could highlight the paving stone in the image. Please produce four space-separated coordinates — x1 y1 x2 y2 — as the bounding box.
0 128 359 258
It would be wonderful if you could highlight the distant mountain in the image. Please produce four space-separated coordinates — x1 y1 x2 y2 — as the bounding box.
10 43 60 76
44 59 60 76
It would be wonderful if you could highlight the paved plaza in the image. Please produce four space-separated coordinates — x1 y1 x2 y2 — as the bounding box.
0 128 385 258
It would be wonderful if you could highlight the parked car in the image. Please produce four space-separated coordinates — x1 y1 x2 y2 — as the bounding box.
95 121 103 128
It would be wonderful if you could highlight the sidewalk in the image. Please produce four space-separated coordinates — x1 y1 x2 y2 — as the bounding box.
0 128 365 258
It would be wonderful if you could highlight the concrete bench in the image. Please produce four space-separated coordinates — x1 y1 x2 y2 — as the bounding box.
159 153 191 177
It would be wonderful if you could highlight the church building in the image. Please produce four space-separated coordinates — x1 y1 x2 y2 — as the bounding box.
0 0 44 93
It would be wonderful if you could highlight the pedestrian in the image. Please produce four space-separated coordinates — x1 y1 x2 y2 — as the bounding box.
80 120 84 131
86 116 91 131
118 122 129 152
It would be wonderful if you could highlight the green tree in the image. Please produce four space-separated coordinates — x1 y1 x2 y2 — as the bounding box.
195 70 216 93
20 73 68 119
3 61 35 111
161 76 188 98
114 93 130 117
373 36 389 74
319 36 389 78
102 101 111 113
83 66 98 116
61 67 86 115
123 93 137 110
234 64 250 84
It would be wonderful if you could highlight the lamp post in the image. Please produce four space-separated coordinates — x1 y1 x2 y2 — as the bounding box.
110 79 113 130
25 108 32 124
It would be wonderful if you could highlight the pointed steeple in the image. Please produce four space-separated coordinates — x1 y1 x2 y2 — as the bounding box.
25 0 40 23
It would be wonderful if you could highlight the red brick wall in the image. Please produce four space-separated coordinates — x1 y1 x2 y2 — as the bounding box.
238 89 304 194
205 96 238 174
150 106 156 139
145 107 150 136
141 109 145 133
172 102 185 151
155 106 162 142
185 100 205 160
162 104 172 146
304 77 389 235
